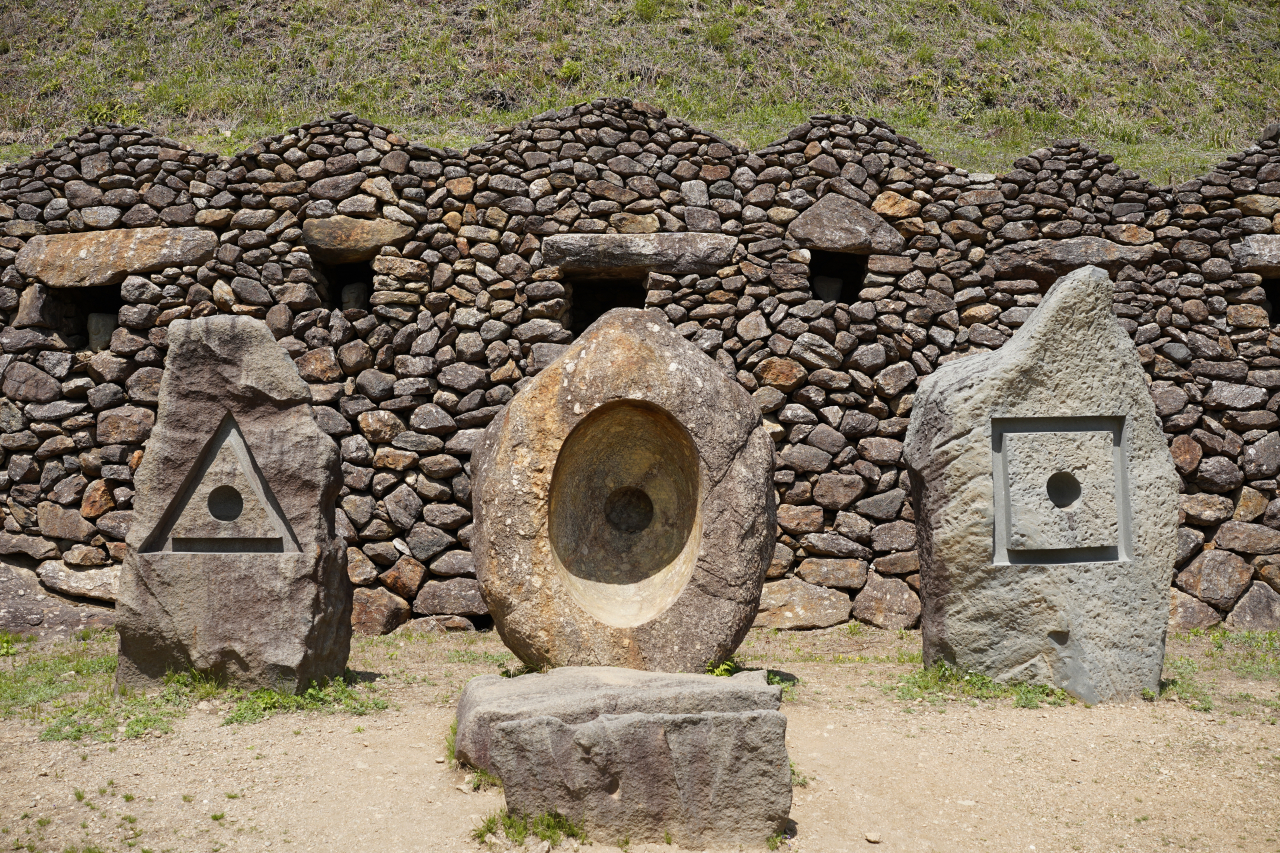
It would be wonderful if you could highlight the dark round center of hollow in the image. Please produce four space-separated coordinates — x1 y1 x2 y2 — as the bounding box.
1046 471 1082 508
604 486 654 534
208 485 244 522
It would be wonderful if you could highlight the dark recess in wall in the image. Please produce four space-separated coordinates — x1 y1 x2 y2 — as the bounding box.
317 261 373 310
58 284 126 346
1262 278 1280 322
808 250 868 304
568 277 647 337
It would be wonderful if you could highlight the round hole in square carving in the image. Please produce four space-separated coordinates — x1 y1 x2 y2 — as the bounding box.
1046 471 1081 508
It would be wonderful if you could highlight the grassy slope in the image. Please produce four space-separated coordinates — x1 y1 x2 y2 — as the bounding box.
0 0 1277 182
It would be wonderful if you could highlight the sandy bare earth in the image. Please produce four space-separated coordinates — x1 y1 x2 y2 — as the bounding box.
1 625 1277 853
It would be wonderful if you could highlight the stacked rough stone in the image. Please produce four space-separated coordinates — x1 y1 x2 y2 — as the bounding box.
1 99 1278 637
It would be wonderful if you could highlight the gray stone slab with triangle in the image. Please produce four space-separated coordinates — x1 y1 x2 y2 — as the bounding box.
115 315 350 692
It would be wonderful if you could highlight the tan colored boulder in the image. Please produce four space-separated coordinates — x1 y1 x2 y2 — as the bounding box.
351 586 411 635
753 578 851 629
1168 588 1221 632
787 192 903 254
15 227 216 288
851 572 921 629
472 308 775 671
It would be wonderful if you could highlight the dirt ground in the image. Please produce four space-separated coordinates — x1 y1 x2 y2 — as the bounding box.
1 624 1277 853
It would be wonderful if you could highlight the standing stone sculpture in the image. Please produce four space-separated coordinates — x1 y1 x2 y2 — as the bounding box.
903 265 1180 703
115 316 349 691
471 308 776 672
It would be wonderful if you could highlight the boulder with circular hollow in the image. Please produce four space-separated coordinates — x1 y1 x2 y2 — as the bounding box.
472 308 775 671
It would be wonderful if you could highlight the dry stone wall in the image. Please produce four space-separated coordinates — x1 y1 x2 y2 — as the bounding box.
2 97 1279 637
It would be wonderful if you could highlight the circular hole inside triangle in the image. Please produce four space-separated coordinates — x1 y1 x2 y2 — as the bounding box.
208 485 244 522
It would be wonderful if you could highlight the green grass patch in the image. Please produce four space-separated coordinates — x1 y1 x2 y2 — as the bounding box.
1201 629 1280 681
1 0 1276 179
219 672 388 725
0 631 386 740
893 663 1069 708
474 810 586 846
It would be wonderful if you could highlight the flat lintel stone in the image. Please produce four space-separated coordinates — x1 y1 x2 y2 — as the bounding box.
990 237 1157 282
540 233 737 277
1233 234 1280 276
300 215 414 264
15 227 217 288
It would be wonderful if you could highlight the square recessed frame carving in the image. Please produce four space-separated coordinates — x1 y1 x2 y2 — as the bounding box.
991 416 1131 565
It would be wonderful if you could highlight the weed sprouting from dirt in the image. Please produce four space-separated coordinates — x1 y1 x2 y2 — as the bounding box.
893 663 1069 708
1161 654 1215 712
707 657 743 677
220 672 388 725
469 768 502 792
474 810 585 846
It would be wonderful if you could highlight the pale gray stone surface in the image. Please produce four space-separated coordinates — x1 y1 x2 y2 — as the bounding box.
753 577 852 629
36 560 117 603
541 233 737 277
115 316 349 692
1232 234 1280 275
454 666 781 774
903 265 1181 703
491 709 791 847
472 308 775 672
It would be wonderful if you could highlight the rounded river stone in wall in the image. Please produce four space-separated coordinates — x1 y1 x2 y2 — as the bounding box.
472 308 776 672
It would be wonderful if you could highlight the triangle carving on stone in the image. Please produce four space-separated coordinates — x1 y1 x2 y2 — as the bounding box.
141 413 299 553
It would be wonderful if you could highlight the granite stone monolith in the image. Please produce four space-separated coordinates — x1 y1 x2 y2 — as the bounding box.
115 316 349 691
903 265 1180 703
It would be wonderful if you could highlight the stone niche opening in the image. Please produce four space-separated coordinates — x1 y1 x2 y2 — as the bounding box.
56 284 124 352
548 399 702 629
565 276 647 337
315 260 372 311
808 249 868 304
1262 277 1280 322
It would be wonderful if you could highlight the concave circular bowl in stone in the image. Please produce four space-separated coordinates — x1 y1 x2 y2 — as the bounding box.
471 308 776 672
549 400 701 628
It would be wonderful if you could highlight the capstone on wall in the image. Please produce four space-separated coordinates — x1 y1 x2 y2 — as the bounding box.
1 97 1279 636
